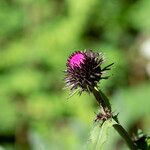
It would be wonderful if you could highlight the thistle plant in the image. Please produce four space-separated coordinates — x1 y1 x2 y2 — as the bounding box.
64 50 150 150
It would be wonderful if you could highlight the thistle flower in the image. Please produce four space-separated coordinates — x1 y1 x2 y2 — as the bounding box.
64 50 113 96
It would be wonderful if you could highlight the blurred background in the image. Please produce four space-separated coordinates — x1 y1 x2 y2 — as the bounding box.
0 0 150 149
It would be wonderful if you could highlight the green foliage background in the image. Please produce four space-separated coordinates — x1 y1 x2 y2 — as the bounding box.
0 0 150 149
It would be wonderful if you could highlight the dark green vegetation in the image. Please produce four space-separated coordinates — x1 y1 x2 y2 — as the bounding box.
0 0 150 149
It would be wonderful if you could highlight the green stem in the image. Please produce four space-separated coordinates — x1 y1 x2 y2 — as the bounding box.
91 87 137 150
113 123 137 150
90 87 111 110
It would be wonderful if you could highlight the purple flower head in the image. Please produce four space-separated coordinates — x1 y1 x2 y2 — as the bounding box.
64 50 113 96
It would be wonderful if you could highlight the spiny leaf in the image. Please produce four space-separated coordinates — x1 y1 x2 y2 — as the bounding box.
88 119 115 150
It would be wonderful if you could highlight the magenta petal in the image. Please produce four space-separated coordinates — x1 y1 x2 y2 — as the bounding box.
69 53 85 68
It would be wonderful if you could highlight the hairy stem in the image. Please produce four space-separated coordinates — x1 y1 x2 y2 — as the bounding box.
90 87 111 110
113 124 137 150
91 87 137 150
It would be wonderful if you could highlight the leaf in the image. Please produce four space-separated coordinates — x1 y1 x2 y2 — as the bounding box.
88 120 115 150
134 129 150 150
